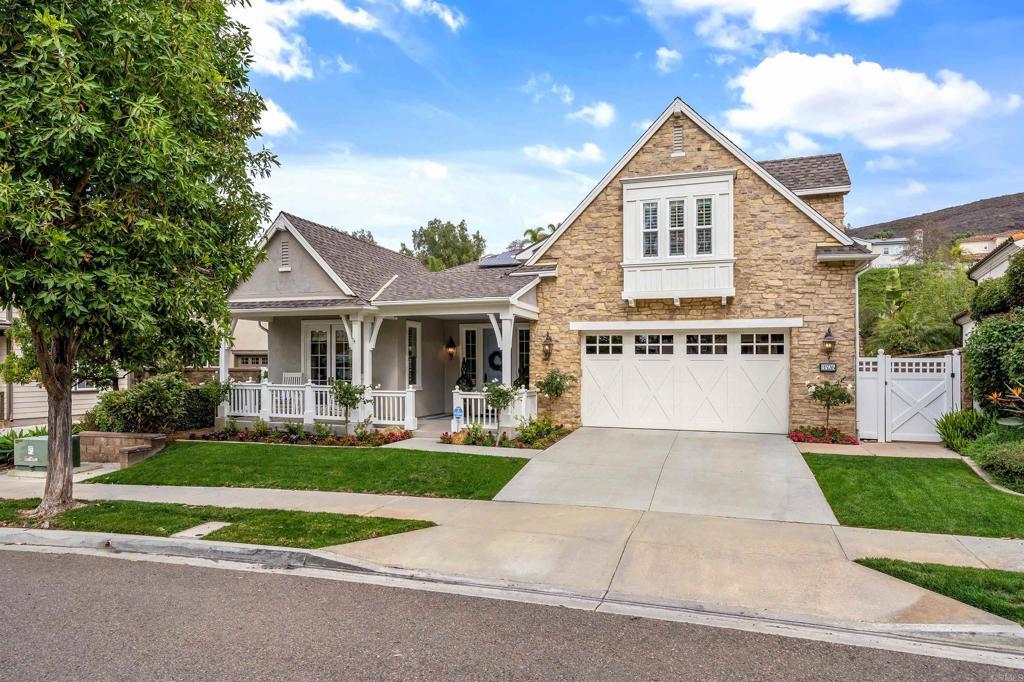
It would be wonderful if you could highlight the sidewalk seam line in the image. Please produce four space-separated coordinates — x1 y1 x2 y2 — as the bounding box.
830 526 853 562
953 535 993 569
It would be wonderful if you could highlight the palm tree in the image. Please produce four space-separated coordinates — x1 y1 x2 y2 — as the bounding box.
523 223 558 243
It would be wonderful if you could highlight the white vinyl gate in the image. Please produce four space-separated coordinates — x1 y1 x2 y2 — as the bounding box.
856 350 962 442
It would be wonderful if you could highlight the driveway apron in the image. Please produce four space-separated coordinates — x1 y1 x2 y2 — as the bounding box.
494 428 838 525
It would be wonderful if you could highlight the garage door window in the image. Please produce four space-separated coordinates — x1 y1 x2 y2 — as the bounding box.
634 334 674 355
585 335 623 355
741 333 785 356
686 334 727 355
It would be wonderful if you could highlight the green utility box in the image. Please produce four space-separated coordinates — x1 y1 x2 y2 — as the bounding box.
14 435 80 472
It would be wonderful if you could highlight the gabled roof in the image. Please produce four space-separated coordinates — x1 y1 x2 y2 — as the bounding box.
281 212 428 301
967 231 1024 281
526 98 853 266
263 212 534 305
758 153 851 195
960 229 1021 244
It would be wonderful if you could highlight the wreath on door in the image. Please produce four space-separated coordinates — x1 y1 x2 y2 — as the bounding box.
487 350 502 372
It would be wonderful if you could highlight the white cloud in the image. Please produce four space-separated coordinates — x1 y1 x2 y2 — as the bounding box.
230 0 464 80
632 118 655 132
773 131 821 156
255 148 591 251
336 55 357 73
260 99 298 136
865 154 915 172
725 52 1007 149
521 73 575 105
1004 93 1022 113
711 53 735 65
414 160 449 180
523 142 603 167
895 179 927 196
400 0 466 32
720 128 750 148
636 0 901 48
567 102 617 128
655 47 682 73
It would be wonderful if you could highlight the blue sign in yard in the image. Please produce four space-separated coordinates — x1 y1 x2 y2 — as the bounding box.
453 406 464 419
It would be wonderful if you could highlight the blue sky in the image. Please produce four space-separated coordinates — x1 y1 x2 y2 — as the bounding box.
238 0 1024 251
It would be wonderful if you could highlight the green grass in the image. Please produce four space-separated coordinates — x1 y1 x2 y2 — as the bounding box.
803 454 1024 538
857 558 1024 625
0 498 433 549
90 441 528 500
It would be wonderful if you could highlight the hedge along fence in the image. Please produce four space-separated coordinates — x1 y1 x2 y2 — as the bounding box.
965 250 1024 404
81 374 228 434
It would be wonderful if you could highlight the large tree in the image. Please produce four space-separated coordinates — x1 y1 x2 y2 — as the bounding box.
401 218 485 271
0 1 272 516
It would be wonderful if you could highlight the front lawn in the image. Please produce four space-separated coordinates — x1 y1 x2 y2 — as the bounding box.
91 441 528 500
857 558 1024 626
0 498 433 549
803 454 1024 538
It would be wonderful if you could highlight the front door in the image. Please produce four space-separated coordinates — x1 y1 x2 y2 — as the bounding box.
482 329 501 384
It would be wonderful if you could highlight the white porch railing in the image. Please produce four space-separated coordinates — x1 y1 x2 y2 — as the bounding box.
225 381 417 431
450 388 538 433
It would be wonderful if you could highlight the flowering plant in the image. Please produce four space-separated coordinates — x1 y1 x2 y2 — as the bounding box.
805 377 854 430
790 425 859 445
987 383 1024 428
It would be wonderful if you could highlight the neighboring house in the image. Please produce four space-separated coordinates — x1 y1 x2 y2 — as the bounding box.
0 308 104 427
224 98 873 436
955 230 1024 343
860 236 912 268
958 229 1021 262
230 319 269 368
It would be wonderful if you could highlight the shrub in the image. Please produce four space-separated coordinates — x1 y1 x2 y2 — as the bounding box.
964 314 1024 401
222 419 240 438
935 410 995 452
962 428 1024 492
251 419 272 438
176 380 229 431
89 373 190 433
805 378 854 430
535 369 576 400
970 277 1011 321
515 415 559 445
313 422 334 441
1007 250 1024 309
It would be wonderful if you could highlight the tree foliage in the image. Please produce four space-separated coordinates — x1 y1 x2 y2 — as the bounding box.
0 1 272 514
859 264 972 355
401 218 485 271
964 313 1024 402
344 228 376 245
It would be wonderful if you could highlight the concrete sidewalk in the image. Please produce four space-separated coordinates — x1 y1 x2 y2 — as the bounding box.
2 477 1023 629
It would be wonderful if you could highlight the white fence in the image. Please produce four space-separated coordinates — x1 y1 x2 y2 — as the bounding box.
450 388 538 433
857 350 961 443
225 381 417 431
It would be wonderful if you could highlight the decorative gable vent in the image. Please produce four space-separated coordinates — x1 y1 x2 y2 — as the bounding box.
279 237 291 272
671 125 684 157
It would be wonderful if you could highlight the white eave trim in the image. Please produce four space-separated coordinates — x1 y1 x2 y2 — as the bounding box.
569 318 804 331
526 97 853 266
369 274 398 302
794 185 851 196
261 213 356 297
817 252 876 263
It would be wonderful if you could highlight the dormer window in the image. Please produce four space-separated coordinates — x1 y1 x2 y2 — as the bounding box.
279 237 291 272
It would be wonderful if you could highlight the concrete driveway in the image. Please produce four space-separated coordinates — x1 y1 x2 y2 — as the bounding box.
494 428 838 525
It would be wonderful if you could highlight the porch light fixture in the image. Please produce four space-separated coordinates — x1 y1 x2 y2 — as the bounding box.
821 327 837 359
445 336 457 359
542 333 555 361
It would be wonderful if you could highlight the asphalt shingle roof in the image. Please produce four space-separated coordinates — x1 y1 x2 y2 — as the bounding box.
279 212 527 304
758 153 851 193
229 299 354 311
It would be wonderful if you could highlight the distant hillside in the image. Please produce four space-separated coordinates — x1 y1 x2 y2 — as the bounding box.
849 192 1024 249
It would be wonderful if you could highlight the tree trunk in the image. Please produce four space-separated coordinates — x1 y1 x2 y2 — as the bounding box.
29 329 80 518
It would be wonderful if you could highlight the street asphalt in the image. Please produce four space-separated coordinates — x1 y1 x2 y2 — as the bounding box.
0 550 1018 681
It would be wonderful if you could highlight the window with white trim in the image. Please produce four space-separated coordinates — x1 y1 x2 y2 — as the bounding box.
696 197 713 255
740 333 785 356
642 202 659 257
73 379 98 392
407 321 421 389
634 334 674 355
585 335 623 355
334 329 352 382
463 329 477 386
517 328 530 385
668 199 685 256
235 354 268 367
685 333 727 355
309 329 329 384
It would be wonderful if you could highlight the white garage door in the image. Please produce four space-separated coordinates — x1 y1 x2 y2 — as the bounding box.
581 330 790 434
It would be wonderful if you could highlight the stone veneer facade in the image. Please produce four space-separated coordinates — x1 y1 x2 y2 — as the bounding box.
529 112 859 432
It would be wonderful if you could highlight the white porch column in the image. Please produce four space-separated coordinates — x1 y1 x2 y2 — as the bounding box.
216 337 230 423
363 315 382 389
500 314 514 386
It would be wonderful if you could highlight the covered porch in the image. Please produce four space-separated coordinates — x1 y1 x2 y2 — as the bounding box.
220 297 539 433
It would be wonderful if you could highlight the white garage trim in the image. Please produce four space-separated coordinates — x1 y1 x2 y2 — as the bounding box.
569 317 803 331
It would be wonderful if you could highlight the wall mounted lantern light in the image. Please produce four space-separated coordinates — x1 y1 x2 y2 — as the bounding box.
542 333 555 361
445 336 457 359
821 327 837 359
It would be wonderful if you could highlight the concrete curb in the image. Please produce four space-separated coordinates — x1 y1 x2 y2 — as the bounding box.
961 456 1024 498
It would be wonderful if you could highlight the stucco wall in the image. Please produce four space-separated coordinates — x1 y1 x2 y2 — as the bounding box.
267 317 302 383
531 112 858 432
231 231 347 301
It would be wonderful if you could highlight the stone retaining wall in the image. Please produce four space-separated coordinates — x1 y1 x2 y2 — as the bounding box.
79 431 166 467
